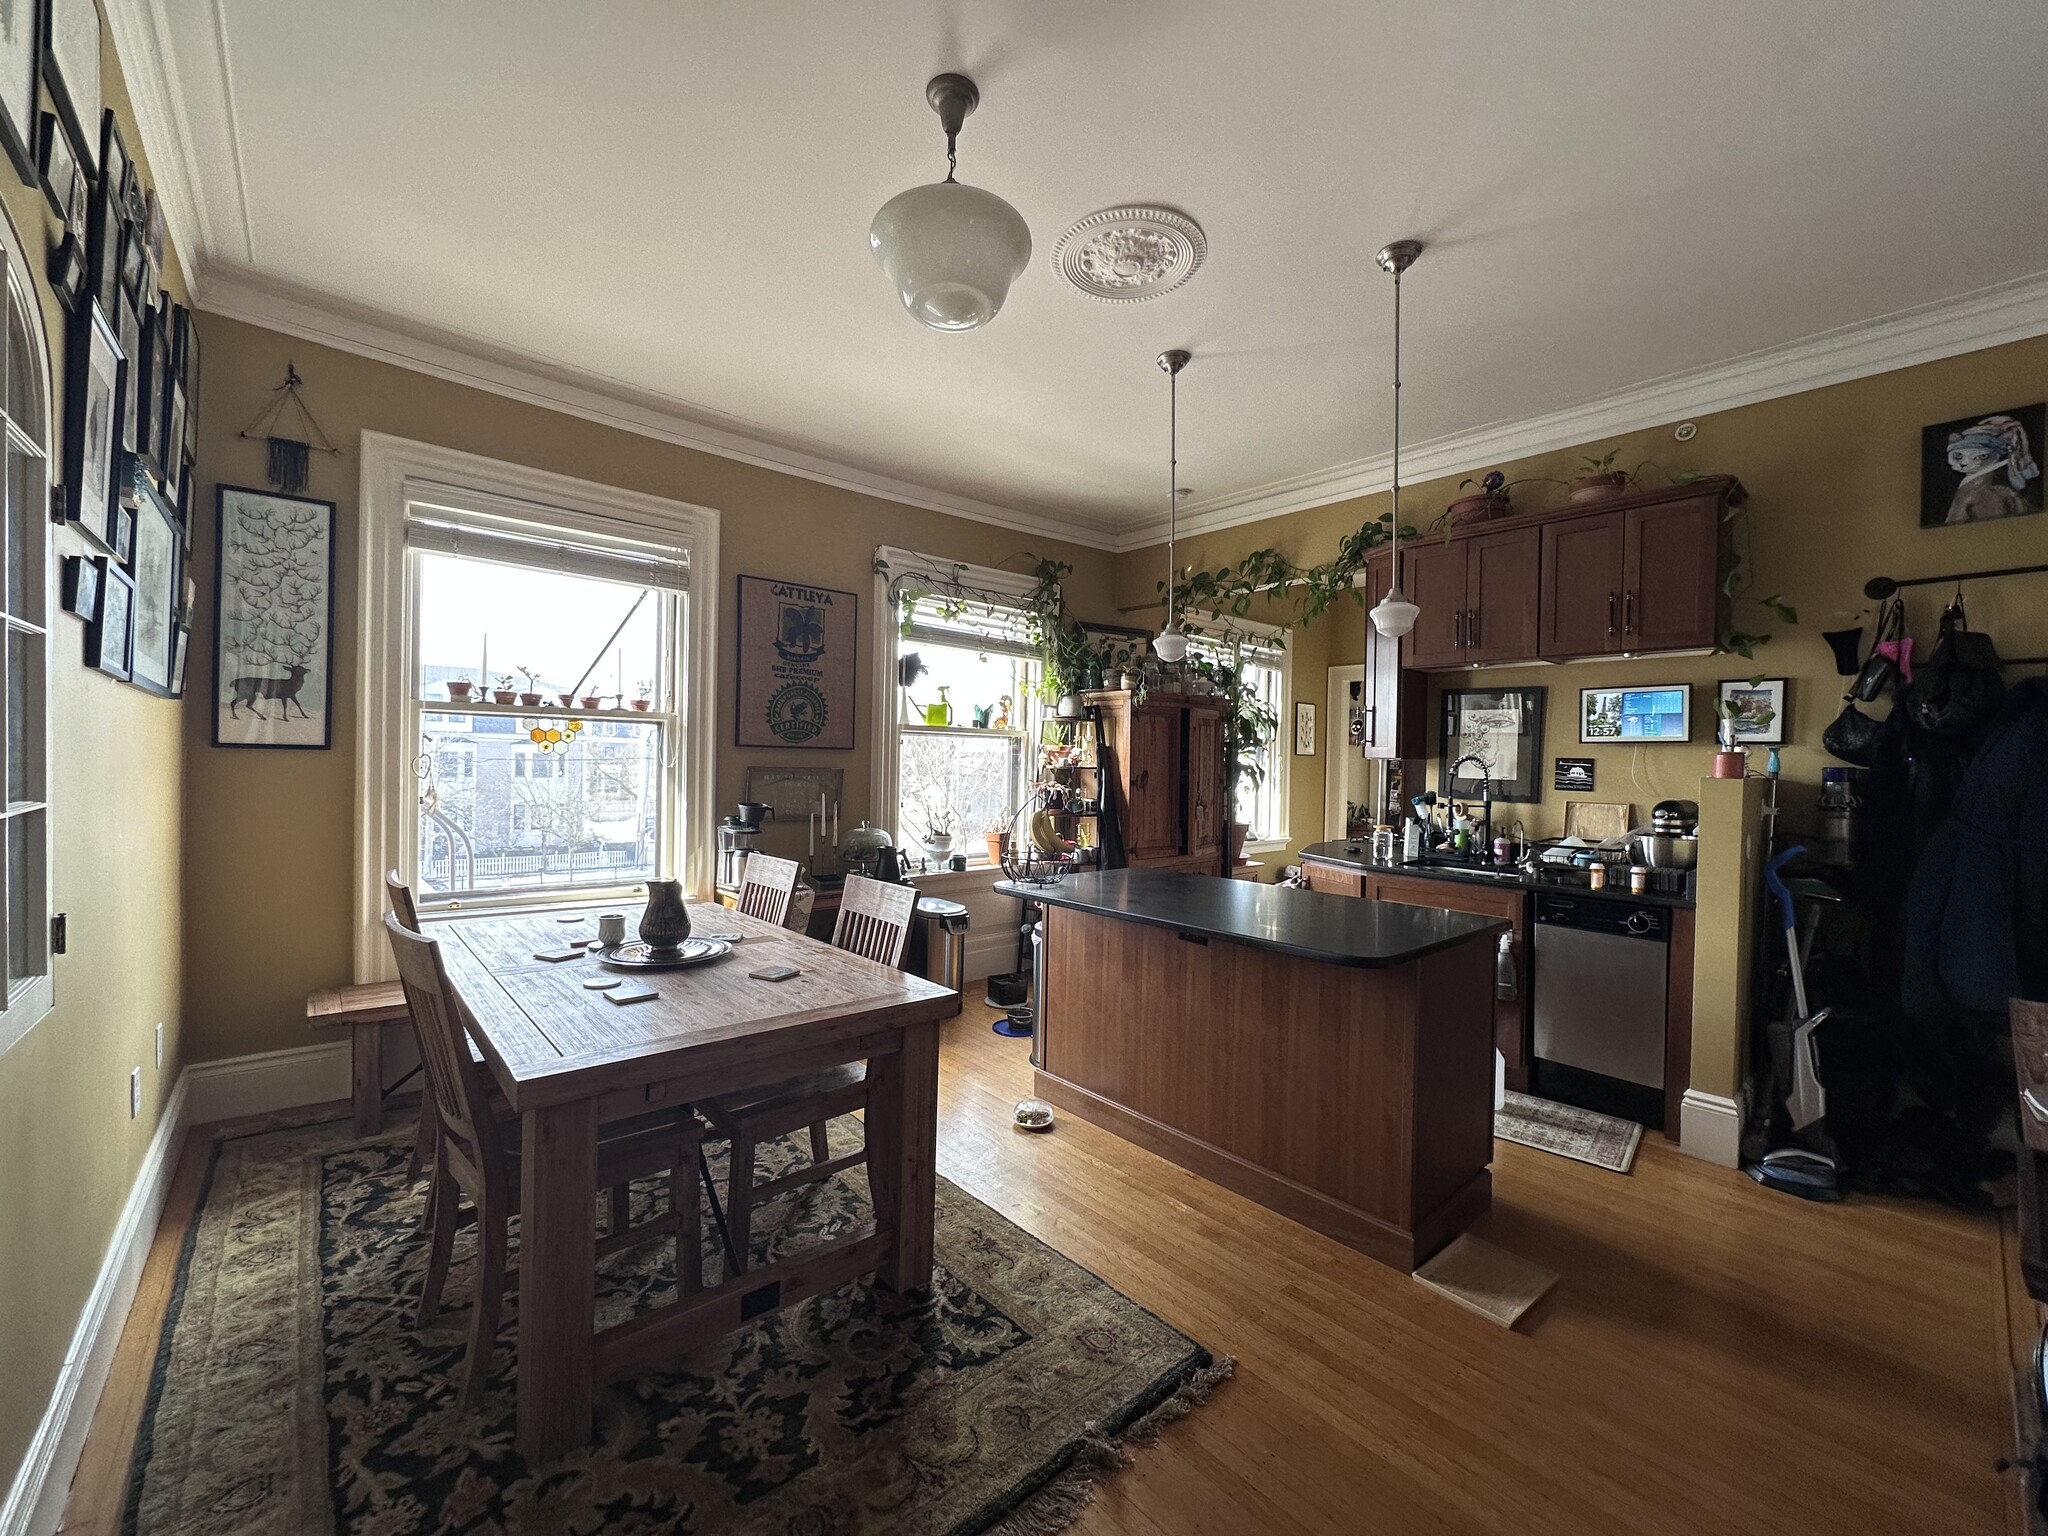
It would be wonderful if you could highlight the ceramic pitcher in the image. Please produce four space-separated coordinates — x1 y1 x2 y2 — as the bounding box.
638 879 692 952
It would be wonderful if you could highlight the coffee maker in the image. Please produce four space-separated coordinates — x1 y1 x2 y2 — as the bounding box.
716 801 771 888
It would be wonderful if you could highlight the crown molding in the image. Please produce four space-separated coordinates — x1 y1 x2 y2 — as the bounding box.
198 267 1122 551
100 0 228 290
1121 267 2048 550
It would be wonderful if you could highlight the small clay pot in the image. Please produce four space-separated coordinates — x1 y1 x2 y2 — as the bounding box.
491 690 516 705
631 698 651 712
558 692 577 708
580 695 602 710
1713 750 1747 779
446 681 473 700
1569 472 1629 502
518 692 543 707
1446 492 1509 526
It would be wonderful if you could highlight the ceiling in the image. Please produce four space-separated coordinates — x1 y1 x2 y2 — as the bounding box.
119 0 2048 547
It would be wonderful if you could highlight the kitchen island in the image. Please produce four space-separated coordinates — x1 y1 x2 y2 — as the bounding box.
998 869 1509 1270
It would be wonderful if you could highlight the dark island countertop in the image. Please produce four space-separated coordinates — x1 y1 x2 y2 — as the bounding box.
995 868 1507 969
1299 840 1697 910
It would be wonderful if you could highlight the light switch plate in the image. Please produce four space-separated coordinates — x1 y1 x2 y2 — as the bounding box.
154 1022 164 1068
129 1068 141 1119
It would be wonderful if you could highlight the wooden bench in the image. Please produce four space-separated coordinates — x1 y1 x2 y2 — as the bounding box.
306 980 410 1135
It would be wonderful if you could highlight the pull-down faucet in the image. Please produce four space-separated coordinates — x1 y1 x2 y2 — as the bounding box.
1448 754 1494 863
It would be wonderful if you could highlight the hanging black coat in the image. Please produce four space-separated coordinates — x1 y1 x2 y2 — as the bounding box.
1903 679 2048 1017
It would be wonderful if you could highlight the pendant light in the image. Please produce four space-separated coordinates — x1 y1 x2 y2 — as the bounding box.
1151 348 1192 664
869 74 1033 332
1370 240 1423 638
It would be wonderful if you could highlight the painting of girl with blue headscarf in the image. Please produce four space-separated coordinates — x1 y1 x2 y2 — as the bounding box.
1920 403 2044 526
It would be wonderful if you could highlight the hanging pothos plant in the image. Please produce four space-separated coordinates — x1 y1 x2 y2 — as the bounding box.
874 553 1091 702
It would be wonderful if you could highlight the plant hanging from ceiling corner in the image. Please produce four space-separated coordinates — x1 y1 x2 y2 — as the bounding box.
238 363 340 493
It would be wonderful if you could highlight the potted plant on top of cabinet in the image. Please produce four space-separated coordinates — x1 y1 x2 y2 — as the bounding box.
1569 451 1631 501
1443 469 1513 527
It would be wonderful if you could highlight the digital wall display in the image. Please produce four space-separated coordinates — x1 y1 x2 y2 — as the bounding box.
1579 686 1691 744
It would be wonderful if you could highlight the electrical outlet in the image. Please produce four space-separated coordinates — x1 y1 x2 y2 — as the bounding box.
129 1067 141 1119
154 1021 164 1068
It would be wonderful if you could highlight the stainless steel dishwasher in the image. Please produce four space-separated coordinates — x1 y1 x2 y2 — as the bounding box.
1531 891 1669 1128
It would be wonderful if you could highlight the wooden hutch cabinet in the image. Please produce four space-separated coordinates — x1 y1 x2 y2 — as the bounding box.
1084 689 1228 875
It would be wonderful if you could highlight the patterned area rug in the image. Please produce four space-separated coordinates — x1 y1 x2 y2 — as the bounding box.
123 1118 1227 1535
1495 1091 1643 1173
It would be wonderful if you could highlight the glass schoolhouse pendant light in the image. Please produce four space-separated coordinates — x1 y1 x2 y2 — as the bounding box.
1151 348 1192 664
1370 240 1423 639
869 74 1032 332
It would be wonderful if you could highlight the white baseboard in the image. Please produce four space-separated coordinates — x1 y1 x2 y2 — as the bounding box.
1679 1089 1743 1168
963 930 1020 985
183 1040 352 1125
0 1073 188 1536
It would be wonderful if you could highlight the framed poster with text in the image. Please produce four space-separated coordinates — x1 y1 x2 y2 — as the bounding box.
736 574 856 750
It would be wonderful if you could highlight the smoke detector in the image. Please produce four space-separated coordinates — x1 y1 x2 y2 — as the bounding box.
1051 207 1206 303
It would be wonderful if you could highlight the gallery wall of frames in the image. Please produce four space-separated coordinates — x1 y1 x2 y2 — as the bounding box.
6 0 197 697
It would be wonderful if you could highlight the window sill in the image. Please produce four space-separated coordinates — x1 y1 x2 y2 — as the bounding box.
1244 838 1290 856
907 865 1009 891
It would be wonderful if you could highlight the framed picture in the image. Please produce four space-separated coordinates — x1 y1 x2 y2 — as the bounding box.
85 559 131 679
1920 403 2043 527
111 503 131 563
143 185 165 267
61 297 120 549
0 0 38 185
163 382 186 506
137 298 169 482
95 106 123 207
169 622 188 696
212 485 336 748
1292 699 1316 756
45 229 85 310
743 765 845 825
1716 677 1788 746
1439 686 1547 804
114 289 139 479
59 552 97 619
85 171 121 317
127 484 178 694
43 0 99 174
735 573 856 750
34 110 74 220
1579 685 1691 744
117 214 143 299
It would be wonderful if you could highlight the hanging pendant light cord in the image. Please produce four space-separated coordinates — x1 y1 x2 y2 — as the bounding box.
1167 365 1178 626
1389 264 1403 572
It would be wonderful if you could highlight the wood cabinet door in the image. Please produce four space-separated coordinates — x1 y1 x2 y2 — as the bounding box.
1463 525 1542 664
1625 496 1723 652
1363 874 1532 1090
1126 706 1183 859
1302 859 1364 897
1185 706 1225 864
1539 510 1626 659
1400 540 1467 670
1357 553 1426 759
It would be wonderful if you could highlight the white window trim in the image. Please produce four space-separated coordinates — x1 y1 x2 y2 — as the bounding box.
870 546 1042 860
1187 610 1291 853
355 433 719 980
0 212 56 1056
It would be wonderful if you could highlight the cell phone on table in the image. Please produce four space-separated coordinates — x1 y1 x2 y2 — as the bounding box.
749 964 800 983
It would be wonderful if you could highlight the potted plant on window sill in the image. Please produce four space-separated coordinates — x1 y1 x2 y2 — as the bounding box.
516 668 544 707
446 677 475 701
491 674 517 705
630 681 653 712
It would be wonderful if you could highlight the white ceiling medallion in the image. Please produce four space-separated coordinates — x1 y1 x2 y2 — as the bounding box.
1052 207 1207 303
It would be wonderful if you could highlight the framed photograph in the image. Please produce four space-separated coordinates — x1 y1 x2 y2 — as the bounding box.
169 622 189 696
735 573 856 750
1439 686 1547 804
175 301 199 395
59 552 97 619
111 503 131 563
127 484 178 694
117 215 143 299
61 297 120 549
1716 677 1788 746
95 106 123 206
114 288 139 477
1554 756 1596 792
137 298 169 482
45 228 85 309
1579 685 1691 744
212 485 336 748
743 766 845 825
85 559 131 679
1920 404 2043 527
163 382 186 506
1292 699 1316 756
35 110 74 219
0 0 38 185
85 171 121 317
43 0 99 173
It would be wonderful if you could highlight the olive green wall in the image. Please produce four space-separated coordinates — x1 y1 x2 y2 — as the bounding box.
0 22 191 1497
1116 331 2048 867
182 315 1117 1065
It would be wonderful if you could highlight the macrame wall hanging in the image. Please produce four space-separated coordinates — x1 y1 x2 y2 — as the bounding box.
237 363 339 493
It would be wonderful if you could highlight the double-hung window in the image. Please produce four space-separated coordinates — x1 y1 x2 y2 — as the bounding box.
874 548 1042 865
1187 619 1288 847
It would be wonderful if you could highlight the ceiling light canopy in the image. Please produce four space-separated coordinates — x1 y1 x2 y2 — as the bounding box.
869 74 1032 333
1153 348 1192 664
1370 240 1423 640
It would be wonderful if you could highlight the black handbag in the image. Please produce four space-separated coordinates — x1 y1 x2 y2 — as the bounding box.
1822 699 1886 765
1907 597 2004 738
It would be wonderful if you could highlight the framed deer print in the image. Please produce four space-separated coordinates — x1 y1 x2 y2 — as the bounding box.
212 485 336 748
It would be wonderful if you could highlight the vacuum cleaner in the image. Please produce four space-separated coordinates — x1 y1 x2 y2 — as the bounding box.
1747 845 1846 1201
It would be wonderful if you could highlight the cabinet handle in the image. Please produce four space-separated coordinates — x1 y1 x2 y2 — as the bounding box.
1467 607 1479 650
1624 590 1636 636
1607 591 1619 637
1454 610 1465 650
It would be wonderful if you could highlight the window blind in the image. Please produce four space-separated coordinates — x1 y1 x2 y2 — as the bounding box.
407 511 690 591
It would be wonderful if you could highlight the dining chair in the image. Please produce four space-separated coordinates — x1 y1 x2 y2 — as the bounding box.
735 852 801 927
702 874 918 1274
385 871 440 1188
382 913 704 1406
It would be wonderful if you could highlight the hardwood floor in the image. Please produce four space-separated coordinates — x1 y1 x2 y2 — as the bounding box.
65 1005 2011 1535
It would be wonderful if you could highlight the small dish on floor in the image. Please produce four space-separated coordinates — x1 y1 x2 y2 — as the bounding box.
1013 1099 1054 1132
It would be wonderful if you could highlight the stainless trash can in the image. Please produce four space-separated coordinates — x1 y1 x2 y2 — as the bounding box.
909 896 970 1017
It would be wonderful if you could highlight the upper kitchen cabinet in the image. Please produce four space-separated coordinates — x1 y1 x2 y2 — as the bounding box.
1359 551 1427 758
1538 479 1736 660
1399 524 1542 670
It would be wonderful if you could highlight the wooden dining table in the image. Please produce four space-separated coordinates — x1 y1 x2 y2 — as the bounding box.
432 900 957 1463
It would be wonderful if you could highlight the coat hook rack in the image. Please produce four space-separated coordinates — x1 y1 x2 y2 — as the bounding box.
238 362 341 493
1864 560 2048 600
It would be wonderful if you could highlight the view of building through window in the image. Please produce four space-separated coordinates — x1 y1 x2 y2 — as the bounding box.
894 598 1038 862
413 551 675 901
